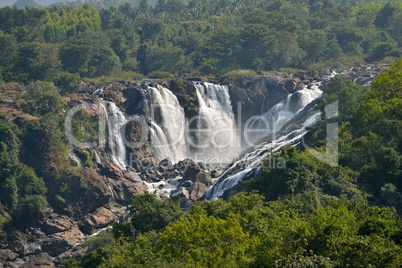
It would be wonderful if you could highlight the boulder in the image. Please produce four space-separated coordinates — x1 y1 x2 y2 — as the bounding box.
78 207 119 234
40 238 70 257
52 168 110 218
196 172 212 186
284 79 297 93
53 226 85 246
0 249 17 262
159 157 172 168
188 182 207 201
20 253 54 268
100 164 124 180
42 214 73 235
107 174 147 204
170 187 189 201
210 170 220 178
141 157 160 169
182 159 201 178
5 258 24 268
262 87 288 112
7 241 41 257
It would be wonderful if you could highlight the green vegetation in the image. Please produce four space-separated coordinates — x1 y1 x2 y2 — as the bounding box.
1 0 402 82
0 0 401 266
63 57 402 268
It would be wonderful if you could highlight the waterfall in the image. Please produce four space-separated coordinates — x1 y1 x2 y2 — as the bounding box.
107 183 117 203
68 150 81 167
204 79 327 200
192 82 239 161
144 85 188 163
100 102 127 169
247 82 322 144
205 112 322 200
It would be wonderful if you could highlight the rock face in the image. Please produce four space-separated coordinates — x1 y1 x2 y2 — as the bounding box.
20 253 55 268
170 159 212 205
79 207 119 234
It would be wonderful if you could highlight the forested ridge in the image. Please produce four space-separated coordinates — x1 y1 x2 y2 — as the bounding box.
0 0 401 267
1 0 402 83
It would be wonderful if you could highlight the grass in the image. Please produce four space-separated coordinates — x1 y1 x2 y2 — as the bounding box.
83 71 143 84
220 69 258 79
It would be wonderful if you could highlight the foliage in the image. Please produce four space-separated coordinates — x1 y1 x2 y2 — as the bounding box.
129 192 183 234
0 1 401 79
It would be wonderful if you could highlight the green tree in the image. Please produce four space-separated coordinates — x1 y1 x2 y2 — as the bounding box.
130 193 183 234
60 31 121 78
158 210 252 267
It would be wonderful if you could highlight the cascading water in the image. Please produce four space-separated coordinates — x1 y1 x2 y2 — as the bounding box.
192 82 239 161
247 82 322 144
68 150 81 167
144 85 188 163
205 113 321 200
205 81 325 200
100 102 127 169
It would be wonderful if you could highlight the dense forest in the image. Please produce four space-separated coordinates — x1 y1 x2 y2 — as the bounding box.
1 0 402 84
61 60 402 267
0 0 401 267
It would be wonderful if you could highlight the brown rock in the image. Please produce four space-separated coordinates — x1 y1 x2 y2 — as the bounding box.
40 238 70 257
196 172 212 186
42 214 73 235
188 181 207 201
53 226 85 246
141 157 160 168
0 249 17 262
20 253 54 268
79 207 118 234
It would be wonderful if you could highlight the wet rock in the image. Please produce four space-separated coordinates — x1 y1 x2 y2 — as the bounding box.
20 253 54 268
262 86 288 112
284 79 297 93
210 170 220 178
179 180 193 188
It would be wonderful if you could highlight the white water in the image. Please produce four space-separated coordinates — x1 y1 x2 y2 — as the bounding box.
193 82 239 161
68 150 81 167
100 102 127 169
247 82 322 144
145 85 188 163
205 112 322 200
144 177 181 198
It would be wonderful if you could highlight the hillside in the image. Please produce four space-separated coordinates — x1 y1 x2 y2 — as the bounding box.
0 0 401 267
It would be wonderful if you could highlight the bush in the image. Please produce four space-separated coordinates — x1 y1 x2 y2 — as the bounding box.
55 72 81 95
